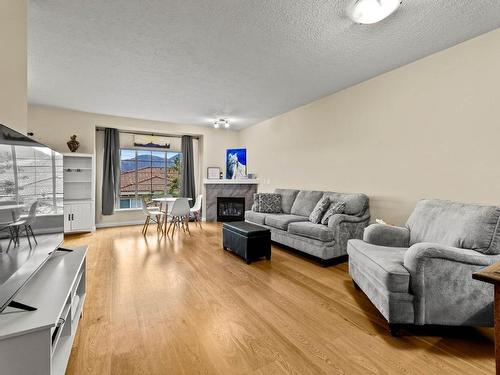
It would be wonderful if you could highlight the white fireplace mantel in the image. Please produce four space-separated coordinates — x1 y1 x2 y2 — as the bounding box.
204 179 259 185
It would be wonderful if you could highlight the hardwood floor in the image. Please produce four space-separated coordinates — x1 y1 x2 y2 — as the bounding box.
64 223 495 374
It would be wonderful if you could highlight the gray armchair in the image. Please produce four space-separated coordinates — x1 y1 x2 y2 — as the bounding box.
347 199 500 335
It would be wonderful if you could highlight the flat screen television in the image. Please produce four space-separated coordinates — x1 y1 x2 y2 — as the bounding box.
0 124 64 313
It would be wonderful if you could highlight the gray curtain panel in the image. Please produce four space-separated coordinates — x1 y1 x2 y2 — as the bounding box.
101 128 120 215
181 135 195 205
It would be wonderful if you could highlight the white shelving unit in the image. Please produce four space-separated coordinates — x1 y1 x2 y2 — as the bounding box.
0 246 87 375
63 153 95 233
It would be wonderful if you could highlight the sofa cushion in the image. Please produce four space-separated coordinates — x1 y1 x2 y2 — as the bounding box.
258 193 282 213
264 214 308 231
245 210 268 225
309 196 330 224
252 193 261 212
347 239 410 293
322 192 368 216
290 190 323 217
321 201 346 225
406 199 500 254
288 221 335 242
274 189 299 214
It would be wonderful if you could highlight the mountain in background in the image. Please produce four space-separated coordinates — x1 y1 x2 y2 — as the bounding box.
120 153 181 172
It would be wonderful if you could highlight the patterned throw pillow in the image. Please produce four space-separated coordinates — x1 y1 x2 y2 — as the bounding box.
258 193 282 213
321 201 346 225
309 197 330 224
252 193 261 212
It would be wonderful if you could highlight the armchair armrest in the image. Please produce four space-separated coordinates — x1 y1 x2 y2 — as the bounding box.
363 224 409 247
403 242 500 325
404 242 500 272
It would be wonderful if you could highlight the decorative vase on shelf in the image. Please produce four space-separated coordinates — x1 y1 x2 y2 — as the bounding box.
67 135 80 152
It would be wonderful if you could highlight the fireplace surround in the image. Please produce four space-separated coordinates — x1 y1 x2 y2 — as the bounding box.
204 179 259 221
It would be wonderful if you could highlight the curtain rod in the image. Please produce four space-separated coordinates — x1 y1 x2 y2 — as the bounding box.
95 127 200 140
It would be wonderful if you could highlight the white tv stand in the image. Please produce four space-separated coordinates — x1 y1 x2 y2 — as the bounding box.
0 246 87 375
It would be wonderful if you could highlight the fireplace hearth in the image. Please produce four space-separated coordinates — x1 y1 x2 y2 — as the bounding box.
217 197 245 222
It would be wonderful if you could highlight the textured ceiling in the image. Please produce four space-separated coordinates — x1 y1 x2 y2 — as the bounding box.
28 0 500 129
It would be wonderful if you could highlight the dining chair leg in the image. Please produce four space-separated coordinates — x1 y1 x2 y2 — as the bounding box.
6 227 15 252
168 217 176 235
156 215 161 231
14 226 19 246
185 215 191 234
28 225 37 244
145 216 150 234
167 220 172 236
24 225 32 249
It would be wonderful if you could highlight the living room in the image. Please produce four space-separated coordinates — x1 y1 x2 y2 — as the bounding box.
1 1 500 374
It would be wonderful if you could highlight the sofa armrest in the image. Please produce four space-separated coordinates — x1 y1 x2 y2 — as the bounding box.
403 242 500 325
327 213 370 228
363 224 409 247
328 213 370 256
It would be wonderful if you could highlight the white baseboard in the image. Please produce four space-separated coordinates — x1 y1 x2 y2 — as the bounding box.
97 217 207 229
95 220 144 228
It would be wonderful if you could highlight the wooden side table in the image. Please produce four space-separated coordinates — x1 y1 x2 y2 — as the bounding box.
473 262 500 374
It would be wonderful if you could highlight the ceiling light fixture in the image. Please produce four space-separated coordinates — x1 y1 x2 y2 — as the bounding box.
349 0 401 25
213 118 230 129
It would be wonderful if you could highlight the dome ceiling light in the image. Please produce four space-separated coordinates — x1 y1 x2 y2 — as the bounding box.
349 0 401 25
213 118 230 129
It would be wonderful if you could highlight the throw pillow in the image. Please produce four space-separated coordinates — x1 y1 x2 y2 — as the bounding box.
321 201 346 225
258 193 282 213
252 193 261 212
309 197 330 224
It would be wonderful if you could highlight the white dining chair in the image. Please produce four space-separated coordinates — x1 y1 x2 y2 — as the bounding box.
167 198 191 235
0 201 19 253
141 197 165 235
190 195 203 227
8 201 39 249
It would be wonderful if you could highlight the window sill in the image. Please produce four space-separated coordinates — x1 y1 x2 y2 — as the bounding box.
114 208 143 212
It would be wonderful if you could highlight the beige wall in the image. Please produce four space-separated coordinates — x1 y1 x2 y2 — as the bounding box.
0 0 27 134
240 28 500 225
28 105 240 225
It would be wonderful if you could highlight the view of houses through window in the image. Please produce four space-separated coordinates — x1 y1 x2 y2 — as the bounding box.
119 149 182 209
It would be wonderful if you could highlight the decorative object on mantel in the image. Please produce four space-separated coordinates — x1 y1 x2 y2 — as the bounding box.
67 134 80 152
133 134 171 149
207 167 221 180
226 148 247 179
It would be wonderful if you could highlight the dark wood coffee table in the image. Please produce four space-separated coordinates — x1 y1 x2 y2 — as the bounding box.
222 221 271 264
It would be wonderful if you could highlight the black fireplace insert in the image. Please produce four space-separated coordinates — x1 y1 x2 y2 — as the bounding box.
217 197 245 222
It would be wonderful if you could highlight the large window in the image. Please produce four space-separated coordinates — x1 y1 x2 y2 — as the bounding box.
119 149 182 209
0 145 63 215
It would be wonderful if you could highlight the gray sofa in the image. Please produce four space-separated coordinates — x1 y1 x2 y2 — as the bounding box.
245 189 370 264
347 199 500 335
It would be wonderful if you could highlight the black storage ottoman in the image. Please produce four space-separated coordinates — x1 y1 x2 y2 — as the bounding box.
222 221 271 264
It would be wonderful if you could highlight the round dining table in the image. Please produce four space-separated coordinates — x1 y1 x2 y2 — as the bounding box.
151 197 192 235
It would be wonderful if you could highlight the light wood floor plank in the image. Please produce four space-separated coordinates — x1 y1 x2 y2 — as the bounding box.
63 223 495 375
